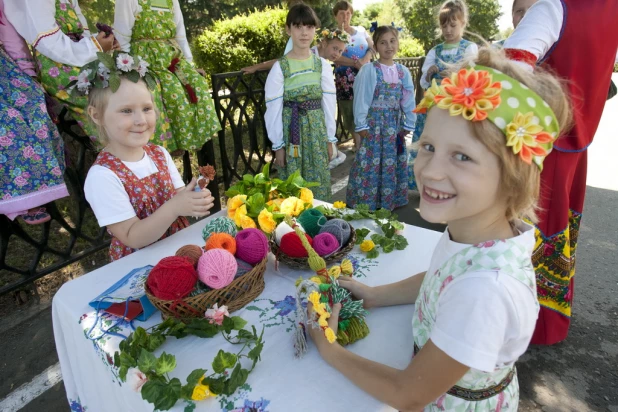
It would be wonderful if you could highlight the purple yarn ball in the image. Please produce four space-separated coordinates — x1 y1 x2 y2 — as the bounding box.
312 232 340 257
235 228 269 264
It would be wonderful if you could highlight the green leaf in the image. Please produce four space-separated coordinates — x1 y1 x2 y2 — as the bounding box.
381 223 396 238
203 376 226 395
382 239 395 253
393 234 409 250
138 348 158 373
226 364 248 395
355 228 370 244
231 316 248 331
370 233 385 245
119 351 137 368
184 318 219 338
183 400 197 412
374 208 391 219
155 352 177 375
125 69 140 83
186 368 207 386
246 193 265 216
254 173 266 185
242 174 254 184
222 316 235 334
247 341 263 362
212 350 237 374
97 52 115 69
109 72 121 92
118 365 129 381
262 163 271 179
133 327 149 347
142 378 182 411
366 248 380 259
237 329 254 341
391 220 404 231
355 204 370 214
114 351 121 368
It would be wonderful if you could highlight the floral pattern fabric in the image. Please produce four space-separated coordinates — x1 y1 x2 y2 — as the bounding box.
92 143 189 260
334 26 370 101
130 0 221 151
346 62 409 211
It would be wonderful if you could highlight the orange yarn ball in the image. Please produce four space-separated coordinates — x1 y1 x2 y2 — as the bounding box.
205 233 237 255
175 244 204 268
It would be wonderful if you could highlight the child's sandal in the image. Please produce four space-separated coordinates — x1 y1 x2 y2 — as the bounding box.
22 208 51 225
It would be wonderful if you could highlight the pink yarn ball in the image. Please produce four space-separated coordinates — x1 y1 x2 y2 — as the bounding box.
197 249 238 289
312 232 340 257
235 228 269 265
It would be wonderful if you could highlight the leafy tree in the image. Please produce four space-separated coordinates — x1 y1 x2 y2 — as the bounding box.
78 0 115 28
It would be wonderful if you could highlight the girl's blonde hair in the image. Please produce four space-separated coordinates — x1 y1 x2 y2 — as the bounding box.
438 0 468 27
455 47 572 223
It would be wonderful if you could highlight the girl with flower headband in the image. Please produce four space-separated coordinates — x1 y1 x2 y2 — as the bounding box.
3 0 120 140
82 53 215 261
408 0 478 192
307 47 571 410
346 25 416 211
113 0 222 156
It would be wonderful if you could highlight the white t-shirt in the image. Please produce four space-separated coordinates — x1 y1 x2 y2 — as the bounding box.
422 222 539 373
84 147 184 227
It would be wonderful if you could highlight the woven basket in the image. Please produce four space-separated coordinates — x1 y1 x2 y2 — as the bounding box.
145 256 267 319
270 219 356 270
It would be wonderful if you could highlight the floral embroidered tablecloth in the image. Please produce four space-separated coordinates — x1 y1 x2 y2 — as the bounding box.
52 205 442 411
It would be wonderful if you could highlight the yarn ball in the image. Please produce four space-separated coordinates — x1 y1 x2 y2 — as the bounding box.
312 232 340 257
147 256 197 300
319 218 351 248
235 257 254 279
175 245 204 268
274 220 304 245
202 216 237 241
205 232 237 255
197 249 238 289
235 228 269 264
279 232 313 258
297 208 327 238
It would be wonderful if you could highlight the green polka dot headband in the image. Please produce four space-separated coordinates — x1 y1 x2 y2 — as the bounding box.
414 65 560 170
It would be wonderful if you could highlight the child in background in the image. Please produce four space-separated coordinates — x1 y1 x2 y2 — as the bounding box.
264 4 337 201
408 0 478 191
308 47 571 410
346 25 415 211
4 0 119 140
83 54 215 261
114 0 222 156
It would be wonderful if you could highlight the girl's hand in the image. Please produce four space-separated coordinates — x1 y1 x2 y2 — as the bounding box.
171 178 215 218
307 302 342 354
96 31 117 52
274 148 286 167
426 65 439 82
338 276 375 308
241 65 258 75
196 68 207 77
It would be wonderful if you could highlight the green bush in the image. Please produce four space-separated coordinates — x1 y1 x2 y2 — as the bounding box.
398 37 425 57
192 7 288 77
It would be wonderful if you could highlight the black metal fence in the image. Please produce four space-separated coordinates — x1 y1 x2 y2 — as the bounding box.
0 57 424 296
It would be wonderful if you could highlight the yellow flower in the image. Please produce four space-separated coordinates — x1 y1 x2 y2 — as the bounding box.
333 201 346 209
234 204 248 227
271 198 284 212
191 381 216 401
299 188 314 206
240 214 257 229
505 112 554 165
436 68 502 121
227 195 247 219
68 10 77 19
414 79 442 114
328 266 342 279
360 240 375 252
324 327 337 343
322 29 330 36
340 259 353 275
258 208 276 234
55 90 69 100
280 196 305 216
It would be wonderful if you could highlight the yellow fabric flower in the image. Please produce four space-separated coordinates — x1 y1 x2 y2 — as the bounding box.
333 201 346 209
322 29 330 36
240 214 257 229
234 204 248 227
324 327 337 343
191 382 216 401
340 259 353 275
271 198 284 212
414 79 442 114
360 240 375 252
299 188 314 206
280 196 305 216
505 112 554 165
227 195 247 219
328 266 342 279
258 209 276 234
55 90 69 100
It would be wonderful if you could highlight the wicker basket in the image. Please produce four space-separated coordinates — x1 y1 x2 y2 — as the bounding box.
145 256 267 319
270 219 356 270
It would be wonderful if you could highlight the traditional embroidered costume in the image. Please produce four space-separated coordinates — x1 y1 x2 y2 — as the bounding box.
346 62 416 210
264 54 337 201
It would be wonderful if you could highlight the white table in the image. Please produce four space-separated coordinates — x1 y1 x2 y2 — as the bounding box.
52 208 442 412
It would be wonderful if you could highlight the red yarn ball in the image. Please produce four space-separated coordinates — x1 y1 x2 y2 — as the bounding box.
146 256 197 300
279 232 313 258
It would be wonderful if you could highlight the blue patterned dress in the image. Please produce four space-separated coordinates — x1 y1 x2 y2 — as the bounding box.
346 62 416 211
408 39 473 190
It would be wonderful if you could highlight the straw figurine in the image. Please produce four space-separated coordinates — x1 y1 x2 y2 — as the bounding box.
196 165 216 190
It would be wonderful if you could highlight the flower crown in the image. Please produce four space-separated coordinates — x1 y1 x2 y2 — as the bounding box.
316 28 350 44
414 65 560 170
68 51 156 95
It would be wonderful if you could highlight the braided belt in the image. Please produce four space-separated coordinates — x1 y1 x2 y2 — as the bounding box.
414 343 516 401
283 99 322 158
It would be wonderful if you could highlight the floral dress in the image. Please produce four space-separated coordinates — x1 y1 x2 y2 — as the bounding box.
334 26 370 101
0 46 68 219
413 231 538 411
346 62 415 210
126 0 221 151
408 39 473 190
92 144 189 260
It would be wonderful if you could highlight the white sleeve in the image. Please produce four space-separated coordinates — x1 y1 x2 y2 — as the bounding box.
430 273 517 372
464 42 478 60
172 0 192 63
321 57 337 143
503 0 564 62
419 48 437 90
264 61 285 151
113 0 137 53
352 63 376 132
161 147 185 189
84 166 137 227
4 0 102 67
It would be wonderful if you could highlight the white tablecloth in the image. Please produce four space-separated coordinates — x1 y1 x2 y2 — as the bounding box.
52 207 442 412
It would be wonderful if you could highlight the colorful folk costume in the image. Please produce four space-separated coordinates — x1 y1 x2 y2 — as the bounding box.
504 0 618 345
0 3 68 220
413 64 563 410
346 62 416 210
114 0 222 152
264 54 337 201
408 39 477 190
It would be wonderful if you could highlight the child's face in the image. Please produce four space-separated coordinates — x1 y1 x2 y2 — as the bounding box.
440 18 465 43
375 31 399 60
415 109 506 229
286 24 316 51
319 39 346 61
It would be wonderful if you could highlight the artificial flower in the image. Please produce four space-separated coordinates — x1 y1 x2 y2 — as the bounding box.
116 53 135 72
233 204 248 227
328 266 342 279
505 112 554 164
360 240 375 252
333 201 346 209
76 69 92 93
413 79 442 114
436 68 502 121
258 208 276 234
227 194 247 219
299 188 314 206
240 214 257 229
340 259 353 275
191 381 216 401
126 367 148 392
136 57 149 77
97 62 110 80
324 327 337 343
271 198 284 212
280 196 305 216
205 303 230 325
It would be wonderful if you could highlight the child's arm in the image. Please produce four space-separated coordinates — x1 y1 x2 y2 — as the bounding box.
400 66 417 133
171 0 193 63
264 61 285 166
320 57 338 148
241 59 277 74
352 63 376 135
338 271 426 308
113 0 138 52
420 48 437 90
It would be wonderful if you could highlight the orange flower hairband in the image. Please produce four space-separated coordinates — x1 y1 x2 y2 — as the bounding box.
414 66 560 170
